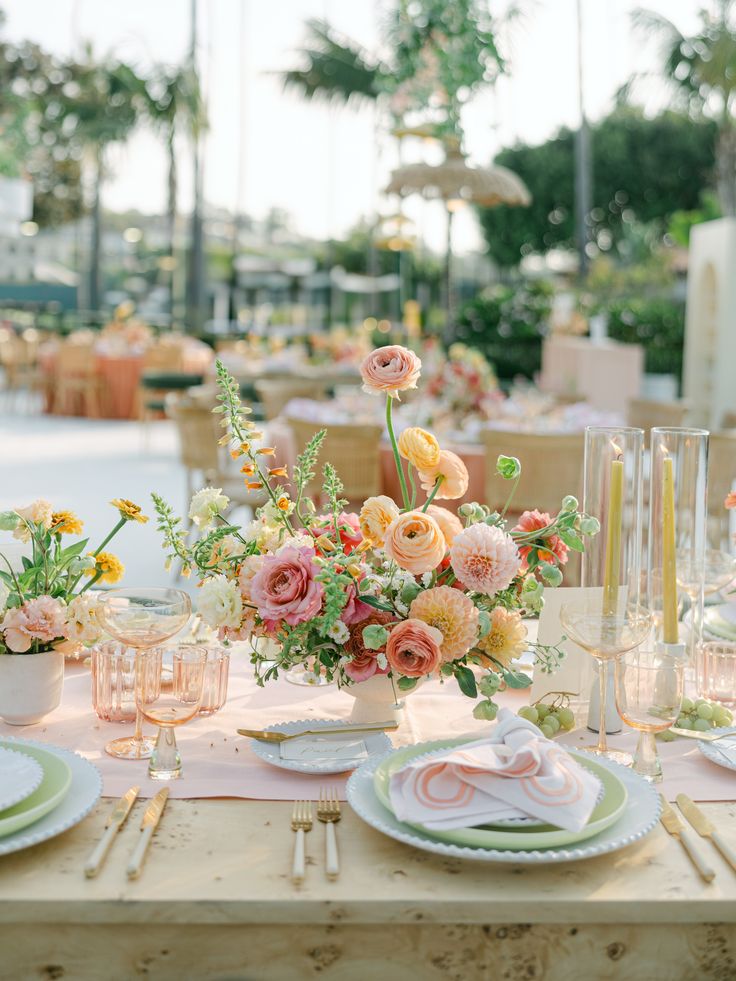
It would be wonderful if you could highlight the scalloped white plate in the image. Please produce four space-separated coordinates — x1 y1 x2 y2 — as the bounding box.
249 718 393 774
347 750 660 864
0 747 44 813
0 739 101 857
698 728 736 772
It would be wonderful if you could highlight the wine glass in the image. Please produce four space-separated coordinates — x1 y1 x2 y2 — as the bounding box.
135 645 207 780
560 598 653 763
615 649 684 783
678 549 736 657
97 588 192 759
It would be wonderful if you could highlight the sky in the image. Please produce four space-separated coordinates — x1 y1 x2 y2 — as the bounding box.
3 0 706 253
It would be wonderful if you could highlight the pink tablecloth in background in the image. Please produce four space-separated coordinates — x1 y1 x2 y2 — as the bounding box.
1 659 733 805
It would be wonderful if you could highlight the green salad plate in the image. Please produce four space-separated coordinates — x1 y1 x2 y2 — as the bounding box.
0 740 72 838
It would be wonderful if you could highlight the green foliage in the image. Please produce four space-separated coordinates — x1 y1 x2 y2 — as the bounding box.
479 108 717 266
602 297 686 378
452 280 554 381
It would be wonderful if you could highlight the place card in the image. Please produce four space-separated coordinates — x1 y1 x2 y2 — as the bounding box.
280 735 368 762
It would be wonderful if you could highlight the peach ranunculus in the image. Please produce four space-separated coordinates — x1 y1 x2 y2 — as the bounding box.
417 450 469 501
2 595 67 652
426 505 463 547
360 345 422 398
726 492 736 510
383 510 447 576
13 499 54 541
359 495 401 545
398 427 441 470
409 586 479 662
513 509 569 572
387 618 443 678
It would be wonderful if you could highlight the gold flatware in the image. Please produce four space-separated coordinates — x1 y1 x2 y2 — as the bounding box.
659 794 715 883
291 800 313 885
670 727 736 741
317 787 341 880
84 786 140 879
238 722 399 743
126 788 169 880
676 794 736 873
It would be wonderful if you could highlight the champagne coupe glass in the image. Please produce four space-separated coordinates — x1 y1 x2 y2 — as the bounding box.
580 426 647 764
677 548 736 636
284 657 333 687
97 588 192 759
135 645 206 780
615 649 684 783
560 598 653 761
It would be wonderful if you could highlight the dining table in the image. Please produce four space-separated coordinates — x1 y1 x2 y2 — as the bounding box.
1 652 736 981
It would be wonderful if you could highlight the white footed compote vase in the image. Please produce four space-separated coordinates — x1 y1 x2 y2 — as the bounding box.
97 588 191 760
343 673 419 724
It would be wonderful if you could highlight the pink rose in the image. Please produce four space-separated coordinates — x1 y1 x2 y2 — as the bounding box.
386 618 443 678
2 595 67 652
341 583 373 626
344 611 392 683
360 345 422 398
250 546 324 629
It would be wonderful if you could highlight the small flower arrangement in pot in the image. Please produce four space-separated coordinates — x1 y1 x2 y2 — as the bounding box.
152 347 599 722
0 499 147 724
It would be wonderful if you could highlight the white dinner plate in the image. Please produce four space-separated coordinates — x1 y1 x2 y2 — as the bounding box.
0 747 44 813
248 718 393 774
347 751 660 864
0 739 102 857
698 728 736 772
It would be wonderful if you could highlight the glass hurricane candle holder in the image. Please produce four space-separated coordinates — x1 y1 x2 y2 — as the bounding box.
91 641 163 723
615 649 684 783
135 645 207 780
696 642 736 706
580 426 647 762
97 588 191 760
649 428 708 661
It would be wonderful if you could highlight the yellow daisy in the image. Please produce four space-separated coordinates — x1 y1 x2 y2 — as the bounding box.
50 510 84 536
86 551 125 584
110 499 149 524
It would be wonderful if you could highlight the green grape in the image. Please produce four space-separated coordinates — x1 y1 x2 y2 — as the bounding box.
518 705 539 725
676 715 689 727
557 707 575 730
536 704 551 721
680 696 694 713
713 707 731 727
545 715 561 734
697 703 714 720
693 717 711 732
539 723 555 739
677 718 693 729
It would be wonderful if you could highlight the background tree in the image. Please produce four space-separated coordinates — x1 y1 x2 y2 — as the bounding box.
478 108 717 266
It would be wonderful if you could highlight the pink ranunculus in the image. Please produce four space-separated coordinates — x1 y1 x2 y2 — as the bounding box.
341 583 373 626
250 546 324 630
386 618 443 678
2 595 67 653
360 345 422 398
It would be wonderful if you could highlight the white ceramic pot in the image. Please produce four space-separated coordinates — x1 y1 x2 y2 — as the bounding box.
0 651 65 725
344 672 420 724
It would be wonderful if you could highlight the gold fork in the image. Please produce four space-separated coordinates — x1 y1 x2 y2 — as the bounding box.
291 800 312 884
317 787 342 880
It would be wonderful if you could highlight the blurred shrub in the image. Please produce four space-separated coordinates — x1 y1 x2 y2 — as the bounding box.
604 298 685 379
452 280 554 382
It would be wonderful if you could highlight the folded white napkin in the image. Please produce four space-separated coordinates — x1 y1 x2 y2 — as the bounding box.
389 708 601 833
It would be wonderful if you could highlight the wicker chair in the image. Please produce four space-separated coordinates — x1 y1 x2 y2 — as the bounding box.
708 431 736 549
626 398 690 443
256 378 329 420
51 342 102 417
286 417 382 506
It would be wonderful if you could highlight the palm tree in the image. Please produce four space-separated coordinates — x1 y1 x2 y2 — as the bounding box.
138 63 206 317
634 1 736 215
60 48 144 310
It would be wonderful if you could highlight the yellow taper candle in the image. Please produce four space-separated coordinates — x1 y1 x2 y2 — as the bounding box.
662 455 678 643
603 451 624 616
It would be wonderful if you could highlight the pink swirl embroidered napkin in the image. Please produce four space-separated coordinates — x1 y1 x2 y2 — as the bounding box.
389 709 601 833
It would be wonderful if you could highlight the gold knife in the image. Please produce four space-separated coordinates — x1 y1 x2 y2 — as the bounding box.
670 727 736 742
126 788 169 880
659 794 716 882
237 722 399 743
84 786 140 878
676 794 736 873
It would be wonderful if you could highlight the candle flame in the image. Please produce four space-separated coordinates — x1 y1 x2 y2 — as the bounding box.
610 440 623 460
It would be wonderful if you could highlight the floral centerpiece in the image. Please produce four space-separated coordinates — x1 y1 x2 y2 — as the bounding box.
152 346 598 720
420 342 503 427
0 498 147 656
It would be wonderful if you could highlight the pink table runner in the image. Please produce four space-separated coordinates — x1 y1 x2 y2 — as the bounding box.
0 661 733 803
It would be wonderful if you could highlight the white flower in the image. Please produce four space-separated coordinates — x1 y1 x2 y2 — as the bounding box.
65 594 101 645
197 575 243 629
189 487 230 530
13 499 53 542
420 571 433 588
376 651 388 670
327 620 350 644
262 498 294 523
